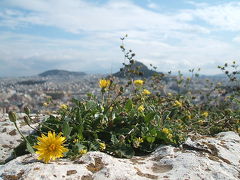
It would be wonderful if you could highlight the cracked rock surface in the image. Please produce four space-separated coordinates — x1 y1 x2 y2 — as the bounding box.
0 113 47 163
1 131 240 180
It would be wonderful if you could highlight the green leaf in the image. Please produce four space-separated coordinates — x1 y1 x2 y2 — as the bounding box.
26 143 35 154
114 144 134 158
111 134 118 145
144 112 156 123
146 136 155 143
63 121 73 138
125 99 133 112
86 100 97 110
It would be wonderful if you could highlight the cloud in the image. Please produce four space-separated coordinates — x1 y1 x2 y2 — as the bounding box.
0 0 211 34
147 2 158 9
233 36 240 43
191 2 240 31
0 0 239 76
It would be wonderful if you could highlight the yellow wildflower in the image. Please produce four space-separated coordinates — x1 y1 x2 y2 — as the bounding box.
173 100 183 108
73 139 79 143
136 137 143 143
198 120 204 125
162 128 173 140
79 149 87 155
99 142 106 151
33 131 68 163
167 93 172 96
109 106 113 111
60 104 68 110
99 79 111 89
138 105 145 112
134 80 144 86
167 133 173 140
133 137 144 148
162 128 171 135
142 89 151 95
202 111 208 118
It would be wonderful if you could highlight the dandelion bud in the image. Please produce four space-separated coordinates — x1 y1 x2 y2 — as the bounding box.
119 135 125 143
8 111 17 122
23 116 30 124
24 106 30 115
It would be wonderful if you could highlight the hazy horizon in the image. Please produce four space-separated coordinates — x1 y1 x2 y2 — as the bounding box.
0 0 240 77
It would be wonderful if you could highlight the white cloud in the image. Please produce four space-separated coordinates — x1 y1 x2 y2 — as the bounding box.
147 2 158 9
0 0 211 34
0 0 239 76
191 2 240 31
233 36 240 43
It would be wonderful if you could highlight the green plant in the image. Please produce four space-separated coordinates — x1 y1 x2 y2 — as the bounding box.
9 36 240 163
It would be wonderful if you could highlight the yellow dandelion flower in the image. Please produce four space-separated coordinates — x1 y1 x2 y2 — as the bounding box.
33 131 68 163
198 120 204 125
138 105 145 112
142 89 151 95
79 149 87 155
99 142 106 151
173 100 183 108
167 133 173 140
202 111 208 118
60 104 68 110
99 79 111 89
162 128 171 134
134 80 144 86
166 117 171 120
136 137 143 143
133 137 144 148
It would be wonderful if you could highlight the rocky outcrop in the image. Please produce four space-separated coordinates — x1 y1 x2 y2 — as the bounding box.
1 131 240 180
112 61 161 78
0 113 46 164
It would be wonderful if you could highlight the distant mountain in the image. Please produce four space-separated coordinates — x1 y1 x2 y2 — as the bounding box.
39 70 86 77
112 61 162 78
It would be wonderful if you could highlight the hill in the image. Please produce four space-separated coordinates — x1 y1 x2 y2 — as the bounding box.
113 61 161 78
39 70 86 77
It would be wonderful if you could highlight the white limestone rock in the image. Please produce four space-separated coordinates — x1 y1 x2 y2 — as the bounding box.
0 113 47 163
0 131 240 180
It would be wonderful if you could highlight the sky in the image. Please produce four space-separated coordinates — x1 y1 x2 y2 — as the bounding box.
0 0 240 77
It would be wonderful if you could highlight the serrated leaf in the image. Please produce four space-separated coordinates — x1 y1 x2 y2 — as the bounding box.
125 99 133 112
144 112 156 123
63 121 73 138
